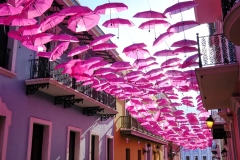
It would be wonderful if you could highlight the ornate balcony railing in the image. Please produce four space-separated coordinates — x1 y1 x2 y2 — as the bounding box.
221 0 238 20
120 116 166 141
29 58 116 110
211 109 226 123
197 33 237 68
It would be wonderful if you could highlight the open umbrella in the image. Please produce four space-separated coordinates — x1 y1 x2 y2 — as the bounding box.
49 41 70 61
91 43 117 51
31 33 54 45
94 2 128 14
180 53 199 68
0 3 23 16
110 61 132 71
163 1 198 16
68 45 90 57
133 10 166 19
89 33 115 46
153 49 174 57
138 19 170 30
51 34 79 42
4 15 37 26
17 25 41 35
123 43 149 59
171 39 198 47
173 46 198 55
38 13 65 32
167 20 199 33
7 0 25 7
59 5 92 16
68 11 100 33
21 0 54 19
153 32 174 47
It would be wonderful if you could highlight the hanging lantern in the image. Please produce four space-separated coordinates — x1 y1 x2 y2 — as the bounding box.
206 115 214 129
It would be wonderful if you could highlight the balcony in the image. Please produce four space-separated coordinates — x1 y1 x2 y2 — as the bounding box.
195 33 239 110
222 0 240 45
25 59 117 120
193 0 222 24
120 116 167 144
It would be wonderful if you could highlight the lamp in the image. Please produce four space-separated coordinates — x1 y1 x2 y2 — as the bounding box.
221 148 227 157
143 143 151 154
206 115 215 129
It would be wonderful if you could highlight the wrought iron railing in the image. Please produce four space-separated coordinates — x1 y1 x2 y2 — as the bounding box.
221 0 238 20
197 33 237 67
211 109 226 123
120 116 166 141
29 59 116 110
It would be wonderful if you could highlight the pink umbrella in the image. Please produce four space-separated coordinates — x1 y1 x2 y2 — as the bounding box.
31 33 54 45
38 13 65 32
161 58 182 68
138 62 158 70
110 61 132 71
139 19 170 30
90 33 115 46
37 52 51 58
133 10 166 19
68 11 100 33
94 68 115 76
123 43 149 59
167 21 199 33
81 57 104 67
171 39 198 47
17 25 40 36
8 30 26 41
51 34 79 42
21 0 53 19
49 42 70 61
0 3 23 16
94 2 128 14
88 61 109 71
91 43 117 51
22 41 46 52
153 49 174 57
102 18 134 27
153 32 174 47
4 15 37 26
180 53 199 68
133 57 156 68
163 1 198 16
59 6 92 16
7 0 25 7
68 45 90 57
125 70 143 78
174 46 198 55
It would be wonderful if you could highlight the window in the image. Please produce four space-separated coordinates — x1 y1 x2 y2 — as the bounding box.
138 150 141 160
203 156 207 160
27 117 52 160
106 137 113 160
126 148 130 160
186 156 190 160
0 98 11 160
91 134 99 160
66 126 81 160
194 156 198 160
0 25 10 70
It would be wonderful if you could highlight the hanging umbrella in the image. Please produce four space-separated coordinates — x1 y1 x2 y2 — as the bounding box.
90 33 115 46
167 20 199 33
133 10 166 19
163 1 198 16
138 19 170 30
173 46 198 55
49 41 70 61
51 34 79 42
153 49 174 57
110 61 132 71
8 0 25 7
0 3 23 16
8 30 27 41
133 56 156 68
88 61 109 71
153 32 174 47
171 39 198 47
123 43 149 59
17 25 40 36
94 2 128 14
31 33 54 45
180 53 199 68
59 5 92 16
22 41 46 52
68 11 100 33
91 43 117 51
161 57 182 68
4 15 37 26
38 13 65 32
68 45 90 57
21 0 54 19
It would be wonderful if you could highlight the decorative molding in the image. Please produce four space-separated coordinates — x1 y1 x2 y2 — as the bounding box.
26 83 49 95
55 95 83 108
83 107 104 116
101 114 116 121
0 67 16 78
230 96 240 113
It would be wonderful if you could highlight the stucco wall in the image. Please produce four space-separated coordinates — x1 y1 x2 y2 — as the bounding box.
0 43 114 159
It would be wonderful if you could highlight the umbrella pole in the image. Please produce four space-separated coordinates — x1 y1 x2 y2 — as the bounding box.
117 26 119 39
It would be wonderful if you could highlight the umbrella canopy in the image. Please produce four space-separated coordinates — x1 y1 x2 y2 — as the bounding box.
21 0 54 19
171 39 198 47
31 33 54 45
94 2 128 14
174 46 198 55
138 19 170 30
68 45 90 57
38 13 65 32
163 1 198 16
51 34 79 42
91 43 117 51
59 5 92 16
17 25 40 35
133 10 166 19
167 20 199 33
49 41 70 61
4 15 37 26
102 18 134 28
68 11 100 32
89 33 115 46
0 3 23 16
180 53 199 68
123 43 149 59
153 49 174 57
153 32 174 47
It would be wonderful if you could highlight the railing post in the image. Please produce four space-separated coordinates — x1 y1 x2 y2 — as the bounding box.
196 33 202 68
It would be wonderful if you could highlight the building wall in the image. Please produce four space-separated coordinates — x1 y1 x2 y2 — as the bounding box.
181 148 212 160
114 99 164 160
0 40 114 159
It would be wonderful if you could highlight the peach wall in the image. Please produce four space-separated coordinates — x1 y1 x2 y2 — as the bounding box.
114 99 164 160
